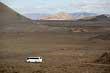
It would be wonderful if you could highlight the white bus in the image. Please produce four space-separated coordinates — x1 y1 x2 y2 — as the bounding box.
26 57 42 63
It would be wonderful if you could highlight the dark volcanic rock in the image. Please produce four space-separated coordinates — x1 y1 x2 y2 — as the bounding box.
93 33 110 40
95 52 110 64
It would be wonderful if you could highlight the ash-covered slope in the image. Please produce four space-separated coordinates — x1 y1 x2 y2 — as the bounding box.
0 2 36 32
0 2 31 24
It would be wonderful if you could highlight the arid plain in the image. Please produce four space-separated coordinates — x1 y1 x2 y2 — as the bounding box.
0 2 110 73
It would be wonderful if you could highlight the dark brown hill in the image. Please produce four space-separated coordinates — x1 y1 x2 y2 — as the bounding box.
0 2 36 32
0 2 31 24
79 15 110 21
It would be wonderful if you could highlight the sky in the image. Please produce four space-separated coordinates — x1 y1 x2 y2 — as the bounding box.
0 0 110 14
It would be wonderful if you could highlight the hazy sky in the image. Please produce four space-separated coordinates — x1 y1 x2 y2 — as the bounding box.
1 0 110 14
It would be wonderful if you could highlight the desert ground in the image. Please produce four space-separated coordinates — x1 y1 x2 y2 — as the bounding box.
1 2 110 73
0 32 110 73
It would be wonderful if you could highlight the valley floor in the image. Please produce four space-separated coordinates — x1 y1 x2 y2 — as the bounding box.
0 32 110 73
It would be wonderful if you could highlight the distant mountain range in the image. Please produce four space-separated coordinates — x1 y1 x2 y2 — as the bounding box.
38 12 110 21
24 12 98 20
24 12 110 21
39 12 74 20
